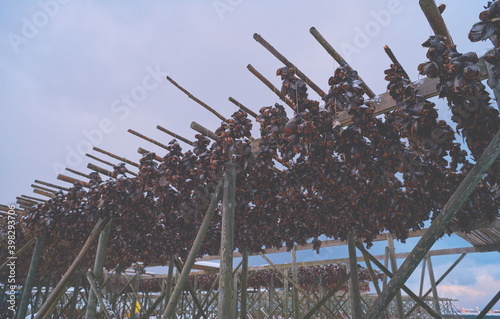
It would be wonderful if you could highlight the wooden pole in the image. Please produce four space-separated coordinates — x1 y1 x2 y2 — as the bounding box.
419 0 453 44
218 161 236 319
387 233 404 319
162 178 224 319
239 249 249 319
347 234 362 319
21 195 47 203
190 121 218 140
16 236 46 319
172 257 209 319
68 272 83 319
156 125 195 146
228 97 258 118
283 268 289 319
86 271 117 319
65 167 92 179
93 147 140 168
405 253 467 317
130 267 141 319
128 129 170 150
259 253 333 318
477 290 500 319
86 220 112 319
426 255 442 316
31 184 57 194
309 27 376 98
87 163 117 179
291 246 300 319
355 242 442 319
165 257 175 311
137 147 164 161
366 130 500 319
57 174 90 188
383 45 411 80
356 239 391 319
167 76 228 122
35 218 110 319
253 33 326 98
302 273 350 319
247 64 296 110
34 179 69 191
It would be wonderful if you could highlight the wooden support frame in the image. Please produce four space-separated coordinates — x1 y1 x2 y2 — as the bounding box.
218 161 236 318
366 130 500 319
34 218 110 319
162 178 223 318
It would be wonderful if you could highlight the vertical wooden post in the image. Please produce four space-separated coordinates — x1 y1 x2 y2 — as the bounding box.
164 257 175 312
17 236 46 319
130 267 141 319
291 246 300 319
366 130 500 318
86 220 112 319
283 268 289 319
240 249 249 319
426 255 442 316
162 178 224 319
356 240 390 319
347 234 362 319
383 247 389 289
218 161 236 319
68 272 83 319
387 233 405 319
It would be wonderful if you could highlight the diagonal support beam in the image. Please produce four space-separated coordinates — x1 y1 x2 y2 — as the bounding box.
162 178 223 319
356 242 442 319
366 130 500 319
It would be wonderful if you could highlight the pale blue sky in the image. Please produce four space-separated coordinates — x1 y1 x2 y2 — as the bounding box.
1 0 498 311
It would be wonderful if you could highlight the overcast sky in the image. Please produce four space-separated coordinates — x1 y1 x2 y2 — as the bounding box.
1 0 498 311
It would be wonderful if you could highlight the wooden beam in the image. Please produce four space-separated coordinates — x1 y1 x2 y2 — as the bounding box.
190 121 218 140
156 125 195 146
356 242 442 319
196 228 428 262
247 64 296 110
309 26 376 98
57 174 90 188
419 0 453 44
86 271 117 319
253 33 326 98
218 163 236 318
228 97 258 119
128 129 170 150
366 130 500 319
162 179 223 319
16 236 46 319
167 76 228 122
35 218 110 319
34 179 69 191
347 234 363 319
93 147 140 168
